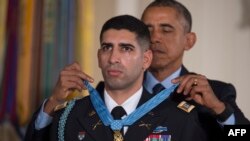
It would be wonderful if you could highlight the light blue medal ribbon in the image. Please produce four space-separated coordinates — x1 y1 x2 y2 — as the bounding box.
58 81 178 141
84 81 178 131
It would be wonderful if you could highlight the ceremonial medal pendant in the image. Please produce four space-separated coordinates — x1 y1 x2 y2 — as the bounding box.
113 130 123 141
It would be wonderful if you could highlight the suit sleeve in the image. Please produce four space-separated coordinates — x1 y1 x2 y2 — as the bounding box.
212 82 249 124
24 108 51 141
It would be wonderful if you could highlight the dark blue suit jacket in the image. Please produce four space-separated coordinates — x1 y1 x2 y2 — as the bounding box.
178 66 249 140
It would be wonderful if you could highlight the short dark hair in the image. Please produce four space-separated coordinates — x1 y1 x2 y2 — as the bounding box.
142 0 192 33
100 15 151 50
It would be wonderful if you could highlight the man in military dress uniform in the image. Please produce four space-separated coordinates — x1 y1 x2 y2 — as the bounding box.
25 15 207 141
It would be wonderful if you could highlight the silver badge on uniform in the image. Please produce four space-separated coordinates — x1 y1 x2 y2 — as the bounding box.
78 131 86 140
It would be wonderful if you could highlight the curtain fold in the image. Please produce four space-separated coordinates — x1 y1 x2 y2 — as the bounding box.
16 0 35 126
0 0 7 85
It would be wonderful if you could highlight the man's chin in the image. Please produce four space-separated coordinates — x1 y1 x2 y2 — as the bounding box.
105 80 124 90
149 63 165 71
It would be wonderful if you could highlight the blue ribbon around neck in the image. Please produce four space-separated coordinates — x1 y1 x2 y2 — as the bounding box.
58 81 178 141
84 81 178 131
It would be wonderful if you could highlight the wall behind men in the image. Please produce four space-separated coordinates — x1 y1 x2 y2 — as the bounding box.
93 0 250 119
182 0 250 119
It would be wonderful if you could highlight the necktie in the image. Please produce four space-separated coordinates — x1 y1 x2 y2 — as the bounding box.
152 83 165 95
111 106 127 135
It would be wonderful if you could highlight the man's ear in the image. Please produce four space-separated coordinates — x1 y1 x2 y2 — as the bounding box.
143 49 153 71
184 32 196 50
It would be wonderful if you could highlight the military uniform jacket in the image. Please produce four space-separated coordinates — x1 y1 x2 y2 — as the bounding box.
25 86 207 141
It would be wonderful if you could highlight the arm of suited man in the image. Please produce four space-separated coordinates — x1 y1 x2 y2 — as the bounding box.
209 81 250 124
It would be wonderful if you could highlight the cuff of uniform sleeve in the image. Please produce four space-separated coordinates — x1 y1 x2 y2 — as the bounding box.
215 103 234 122
35 99 53 130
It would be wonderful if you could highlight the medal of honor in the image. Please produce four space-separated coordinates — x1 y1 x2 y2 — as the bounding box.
113 130 123 141
83 81 177 141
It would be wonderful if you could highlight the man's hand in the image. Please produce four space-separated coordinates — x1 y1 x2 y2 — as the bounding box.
172 74 225 115
44 62 94 115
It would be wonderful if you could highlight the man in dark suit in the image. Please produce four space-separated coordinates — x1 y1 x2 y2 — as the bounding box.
25 15 207 141
141 0 250 140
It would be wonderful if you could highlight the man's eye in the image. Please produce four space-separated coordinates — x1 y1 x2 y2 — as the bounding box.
101 46 112 51
121 46 133 52
162 27 172 33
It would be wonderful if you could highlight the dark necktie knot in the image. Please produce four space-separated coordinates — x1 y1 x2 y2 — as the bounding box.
152 83 165 95
111 106 127 120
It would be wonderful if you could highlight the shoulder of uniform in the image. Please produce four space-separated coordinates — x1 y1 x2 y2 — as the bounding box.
54 92 90 112
177 101 195 113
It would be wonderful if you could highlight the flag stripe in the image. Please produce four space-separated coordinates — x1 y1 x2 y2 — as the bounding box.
16 0 35 126
0 0 7 85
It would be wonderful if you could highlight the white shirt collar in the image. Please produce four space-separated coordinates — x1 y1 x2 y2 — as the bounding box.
104 87 143 116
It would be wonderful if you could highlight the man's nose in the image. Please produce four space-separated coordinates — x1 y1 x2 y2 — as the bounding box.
109 49 120 64
150 29 161 43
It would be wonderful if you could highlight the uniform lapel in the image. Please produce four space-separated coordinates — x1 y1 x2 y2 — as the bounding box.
124 88 175 141
77 108 113 141
76 88 113 141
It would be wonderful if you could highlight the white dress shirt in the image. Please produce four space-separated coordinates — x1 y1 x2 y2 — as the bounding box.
104 87 143 134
